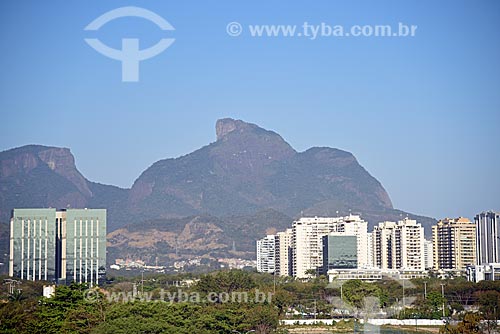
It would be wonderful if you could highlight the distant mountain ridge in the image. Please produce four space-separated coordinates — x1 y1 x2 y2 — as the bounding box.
128 118 394 221
0 118 436 266
0 145 129 229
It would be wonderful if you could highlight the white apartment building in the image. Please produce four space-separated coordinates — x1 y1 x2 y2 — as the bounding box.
373 221 397 270
338 215 369 267
292 217 340 278
373 218 425 271
256 235 276 273
424 240 434 270
432 217 475 271
275 229 292 276
292 215 369 278
367 232 374 268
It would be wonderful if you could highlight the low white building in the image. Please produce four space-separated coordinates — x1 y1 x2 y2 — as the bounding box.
467 263 500 282
328 268 428 281
43 285 56 298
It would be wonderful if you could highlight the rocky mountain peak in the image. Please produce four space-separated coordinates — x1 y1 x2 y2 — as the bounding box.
213 118 296 159
215 118 277 141
0 145 92 199
37 147 92 197
216 118 239 141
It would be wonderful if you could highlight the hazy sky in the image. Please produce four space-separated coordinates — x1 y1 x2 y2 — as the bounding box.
1 0 499 221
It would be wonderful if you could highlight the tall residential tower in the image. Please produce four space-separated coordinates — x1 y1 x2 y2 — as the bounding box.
372 218 425 270
475 211 500 265
432 217 476 271
256 235 276 274
275 229 292 276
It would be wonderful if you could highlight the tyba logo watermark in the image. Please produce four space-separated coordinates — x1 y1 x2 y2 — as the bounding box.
84 6 175 82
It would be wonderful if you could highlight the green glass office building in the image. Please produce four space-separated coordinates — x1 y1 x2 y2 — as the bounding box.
322 234 358 273
9 208 106 286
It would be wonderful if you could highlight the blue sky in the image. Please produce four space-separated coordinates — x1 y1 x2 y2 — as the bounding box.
1 0 499 221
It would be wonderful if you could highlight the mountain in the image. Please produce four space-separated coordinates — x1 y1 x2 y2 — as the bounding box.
128 119 297 219
0 145 130 272
0 119 436 267
0 145 129 228
128 118 393 219
0 145 90 219
107 210 293 266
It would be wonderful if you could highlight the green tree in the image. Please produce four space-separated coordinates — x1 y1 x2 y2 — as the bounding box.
272 289 293 316
196 270 256 295
477 290 500 316
446 279 475 306
425 291 447 319
0 299 37 333
246 304 279 334
26 283 100 334
440 312 482 334
7 289 25 302
476 290 500 334
304 269 318 277
342 280 381 309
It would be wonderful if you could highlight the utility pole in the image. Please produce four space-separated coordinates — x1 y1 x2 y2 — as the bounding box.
141 270 144 296
441 284 446 318
3 279 21 295
402 278 406 308
340 284 344 321
133 283 137 298
424 281 427 299
314 299 317 319
273 269 276 294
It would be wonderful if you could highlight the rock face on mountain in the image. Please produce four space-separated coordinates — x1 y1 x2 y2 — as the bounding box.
0 118 436 268
128 118 393 221
0 121 397 224
0 145 89 220
107 216 227 264
0 145 128 228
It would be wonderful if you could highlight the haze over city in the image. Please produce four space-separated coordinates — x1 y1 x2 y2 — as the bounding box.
1 0 499 221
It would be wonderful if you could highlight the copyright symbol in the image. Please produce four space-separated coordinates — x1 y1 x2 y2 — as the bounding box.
84 289 100 303
226 22 242 37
